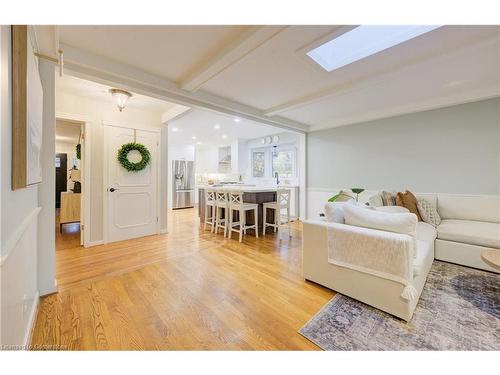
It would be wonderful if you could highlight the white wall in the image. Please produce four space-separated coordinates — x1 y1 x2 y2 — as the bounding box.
306 98 500 218
1 26 41 347
56 91 168 241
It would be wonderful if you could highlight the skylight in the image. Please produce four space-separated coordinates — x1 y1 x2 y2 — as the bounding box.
307 25 442 72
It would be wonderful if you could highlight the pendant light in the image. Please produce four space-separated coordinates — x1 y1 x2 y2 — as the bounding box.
109 88 132 112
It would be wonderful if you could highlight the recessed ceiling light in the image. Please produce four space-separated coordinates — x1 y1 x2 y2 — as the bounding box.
233 118 241 123
214 124 221 129
191 136 197 140
307 25 442 72
171 127 178 132
196 141 201 145
222 134 228 139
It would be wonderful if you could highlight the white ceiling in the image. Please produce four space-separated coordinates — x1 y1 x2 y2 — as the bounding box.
56 119 81 144
56 25 500 131
168 109 282 148
56 74 177 114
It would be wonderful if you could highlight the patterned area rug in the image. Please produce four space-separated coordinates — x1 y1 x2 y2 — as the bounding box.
299 261 500 350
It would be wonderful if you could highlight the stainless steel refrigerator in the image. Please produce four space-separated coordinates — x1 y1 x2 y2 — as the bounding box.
172 160 195 209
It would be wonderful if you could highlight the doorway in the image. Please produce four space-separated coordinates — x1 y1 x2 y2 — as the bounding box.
55 118 85 248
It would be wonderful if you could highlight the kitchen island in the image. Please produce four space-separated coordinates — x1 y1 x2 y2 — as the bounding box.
198 186 277 234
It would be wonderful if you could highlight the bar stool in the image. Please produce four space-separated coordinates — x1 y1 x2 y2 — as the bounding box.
214 190 230 236
203 188 216 232
263 188 291 237
227 190 259 242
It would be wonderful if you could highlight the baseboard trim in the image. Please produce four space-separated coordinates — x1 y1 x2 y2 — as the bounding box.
86 240 104 248
160 228 168 234
23 291 40 349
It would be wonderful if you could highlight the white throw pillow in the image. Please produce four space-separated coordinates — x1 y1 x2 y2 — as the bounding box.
417 198 442 227
368 192 384 207
375 206 410 214
344 204 418 237
324 200 355 223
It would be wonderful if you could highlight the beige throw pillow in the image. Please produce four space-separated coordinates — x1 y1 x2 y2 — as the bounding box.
381 191 396 206
417 199 442 227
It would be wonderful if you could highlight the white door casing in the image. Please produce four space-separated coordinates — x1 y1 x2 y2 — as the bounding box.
104 125 159 243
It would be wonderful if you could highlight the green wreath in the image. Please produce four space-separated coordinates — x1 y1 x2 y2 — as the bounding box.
117 142 151 172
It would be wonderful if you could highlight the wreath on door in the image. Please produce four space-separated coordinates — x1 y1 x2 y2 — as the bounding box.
117 142 151 172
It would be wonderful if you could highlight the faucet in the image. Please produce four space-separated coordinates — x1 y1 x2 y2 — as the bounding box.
275 172 280 185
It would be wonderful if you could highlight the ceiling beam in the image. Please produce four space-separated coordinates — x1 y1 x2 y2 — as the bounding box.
161 104 191 124
179 26 287 92
59 43 309 133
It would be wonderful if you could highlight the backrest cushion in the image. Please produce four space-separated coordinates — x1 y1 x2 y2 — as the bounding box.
344 204 417 237
437 195 500 223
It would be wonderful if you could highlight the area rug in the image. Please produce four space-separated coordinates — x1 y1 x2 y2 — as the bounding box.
299 261 500 350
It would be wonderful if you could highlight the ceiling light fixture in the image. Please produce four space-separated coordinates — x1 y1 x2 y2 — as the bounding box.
222 134 228 139
214 124 221 129
233 118 241 123
109 88 132 112
192 136 197 140
196 141 202 145
171 127 178 132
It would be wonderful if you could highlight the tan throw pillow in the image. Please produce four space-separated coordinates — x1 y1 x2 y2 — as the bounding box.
396 190 422 221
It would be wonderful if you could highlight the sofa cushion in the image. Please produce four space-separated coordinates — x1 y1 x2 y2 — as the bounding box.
437 219 500 248
344 204 417 237
414 238 434 277
375 206 410 214
437 194 500 223
416 221 438 243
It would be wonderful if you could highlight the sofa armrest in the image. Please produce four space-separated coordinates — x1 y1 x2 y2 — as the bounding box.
303 220 415 279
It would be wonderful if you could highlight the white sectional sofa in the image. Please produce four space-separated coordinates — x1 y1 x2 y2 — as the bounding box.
302 192 500 321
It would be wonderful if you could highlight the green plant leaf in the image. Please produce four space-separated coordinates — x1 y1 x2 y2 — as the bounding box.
351 188 365 194
328 190 346 202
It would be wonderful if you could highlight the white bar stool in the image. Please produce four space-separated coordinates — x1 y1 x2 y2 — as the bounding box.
214 190 230 236
263 188 291 237
203 188 216 232
227 190 259 242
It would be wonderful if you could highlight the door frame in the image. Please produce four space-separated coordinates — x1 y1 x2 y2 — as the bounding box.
102 121 161 244
55 111 92 248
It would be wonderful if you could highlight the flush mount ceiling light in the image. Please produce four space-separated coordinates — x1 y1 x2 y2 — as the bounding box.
233 117 241 123
307 25 442 72
214 124 221 129
109 88 132 112
171 127 178 132
191 136 197 140
222 134 228 139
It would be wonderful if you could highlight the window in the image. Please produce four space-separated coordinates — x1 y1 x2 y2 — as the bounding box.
307 25 441 72
272 148 296 178
252 151 266 177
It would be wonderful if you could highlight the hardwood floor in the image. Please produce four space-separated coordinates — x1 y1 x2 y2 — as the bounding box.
31 208 334 350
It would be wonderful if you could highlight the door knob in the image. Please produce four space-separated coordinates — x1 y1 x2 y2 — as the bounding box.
109 188 119 192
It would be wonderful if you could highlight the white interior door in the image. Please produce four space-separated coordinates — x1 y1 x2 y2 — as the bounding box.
105 125 159 243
